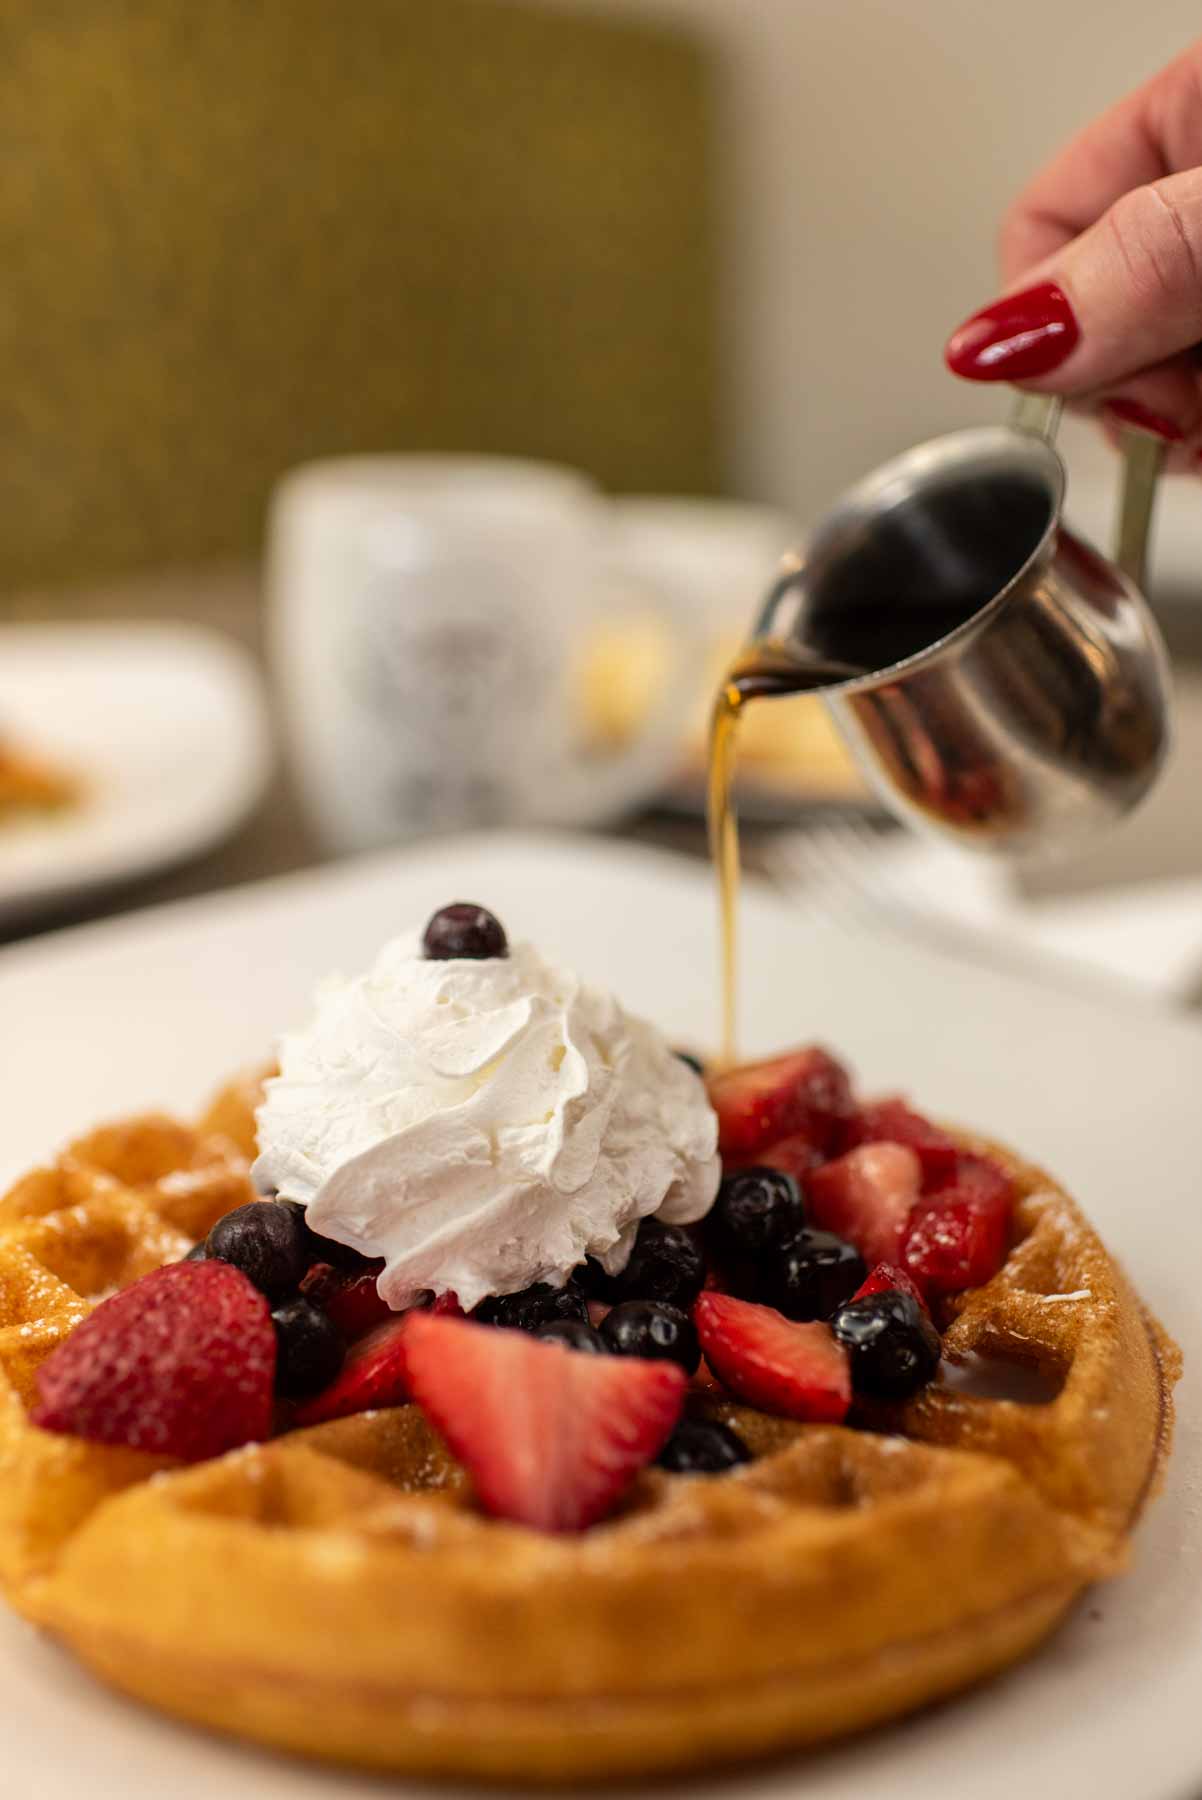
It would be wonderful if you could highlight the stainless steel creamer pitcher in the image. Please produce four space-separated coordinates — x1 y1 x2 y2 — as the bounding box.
754 403 1171 855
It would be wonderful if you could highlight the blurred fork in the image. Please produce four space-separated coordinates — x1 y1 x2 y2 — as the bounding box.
763 812 1143 996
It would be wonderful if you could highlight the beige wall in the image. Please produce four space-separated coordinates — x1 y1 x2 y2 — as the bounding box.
542 0 1201 520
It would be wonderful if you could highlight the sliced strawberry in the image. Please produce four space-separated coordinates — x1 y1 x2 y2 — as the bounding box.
851 1260 928 1311
707 1047 854 1163
693 1293 850 1423
398 1314 685 1532
292 1312 410 1427
431 1292 465 1317
807 1142 921 1266
757 1131 825 1185
302 1267 395 1341
902 1194 1008 1296
925 1151 1012 1207
32 1261 275 1462
847 1098 959 1182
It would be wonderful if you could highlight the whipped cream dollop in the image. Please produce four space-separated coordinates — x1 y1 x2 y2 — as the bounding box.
252 931 720 1311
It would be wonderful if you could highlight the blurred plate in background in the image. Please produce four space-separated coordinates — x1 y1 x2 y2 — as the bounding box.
0 624 271 928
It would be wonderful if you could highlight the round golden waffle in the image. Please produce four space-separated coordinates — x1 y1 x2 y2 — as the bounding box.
0 1075 1178 1782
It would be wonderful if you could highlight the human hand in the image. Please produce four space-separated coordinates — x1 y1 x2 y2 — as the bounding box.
944 41 1202 467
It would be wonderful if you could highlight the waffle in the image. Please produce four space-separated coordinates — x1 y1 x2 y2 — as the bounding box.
0 1074 1178 1782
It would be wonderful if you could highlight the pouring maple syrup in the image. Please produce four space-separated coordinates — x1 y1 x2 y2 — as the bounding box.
707 600 982 1064
707 641 865 1066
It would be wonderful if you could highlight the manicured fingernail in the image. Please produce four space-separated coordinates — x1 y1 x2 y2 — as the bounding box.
1105 398 1184 443
944 281 1080 382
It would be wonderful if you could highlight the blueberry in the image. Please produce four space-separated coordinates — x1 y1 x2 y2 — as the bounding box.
657 1417 751 1474
600 1301 700 1374
476 1282 588 1331
535 1319 606 1355
610 1220 706 1309
711 1167 805 1258
576 1256 617 1300
829 1291 941 1399
271 1297 346 1399
674 1050 706 1076
422 903 508 961
760 1229 865 1321
181 1241 208 1263
206 1200 310 1300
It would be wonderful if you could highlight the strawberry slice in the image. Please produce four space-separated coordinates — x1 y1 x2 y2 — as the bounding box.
707 1047 854 1163
693 1293 850 1423
293 1313 410 1427
847 1098 959 1182
757 1132 825 1185
300 1265 395 1341
851 1260 929 1311
431 1292 465 1317
902 1194 1008 1296
32 1261 275 1462
398 1314 685 1532
806 1142 921 1266
925 1151 1012 1207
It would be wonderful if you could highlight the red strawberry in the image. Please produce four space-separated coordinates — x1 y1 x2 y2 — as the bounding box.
707 1047 854 1163
847 1098 959 1182
851 1260 928 1311
757 1131 825 1185
32 1261 274 1462
322 1272 395 1340
292 1313 410 1427
926 1151 1012 1207
902 1194 1008 1296
807 1142 921 1266
694 1293 850 1423
431 1292 465 1317
398 1314 685 1532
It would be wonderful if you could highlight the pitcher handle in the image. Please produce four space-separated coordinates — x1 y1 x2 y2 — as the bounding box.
1113 425 1166 592
1009 391 1063 443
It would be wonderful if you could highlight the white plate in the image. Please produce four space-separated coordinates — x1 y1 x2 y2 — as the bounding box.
0 832 1198 1800
0 624 272 926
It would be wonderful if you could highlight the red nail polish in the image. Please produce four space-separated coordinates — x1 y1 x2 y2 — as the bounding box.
1105 398 1184 443
944 282 1079 382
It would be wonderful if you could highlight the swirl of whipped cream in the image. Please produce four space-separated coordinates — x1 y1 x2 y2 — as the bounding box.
251 931 720 1311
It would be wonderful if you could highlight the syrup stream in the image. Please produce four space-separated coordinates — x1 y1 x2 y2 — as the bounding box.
707 641 864 1065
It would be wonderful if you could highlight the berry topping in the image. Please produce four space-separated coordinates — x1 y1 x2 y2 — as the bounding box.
902 1193 1008 1296
398 1313 686 1532
829 1291 941 1399
301 1266 393 1341
292 1313 410 1427
422 903 508 961
600 1301 701 1373
610 1219 706 1309
206 1199 310 1301
674 1049 706 1076
32 1262 275 1461
852 1261 928 1311
535 1319 606 1354
928 1151 1013 1209
806 1143 921 1267
656 1417 751 1475
707 1046 853 1162
711 1166 806 1257
475 1282 588 1332
693 1293 851 1423
846 1099 959 1181
182 1242 208 1263
271 1297 346 1399
759 1229 866 1321
757 1133 826 1185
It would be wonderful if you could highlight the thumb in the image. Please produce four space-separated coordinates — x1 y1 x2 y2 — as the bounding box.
945 168 1202 426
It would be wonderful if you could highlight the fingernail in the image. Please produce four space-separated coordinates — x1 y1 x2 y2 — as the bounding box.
1105 398 1184 443
944 281 1080 382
